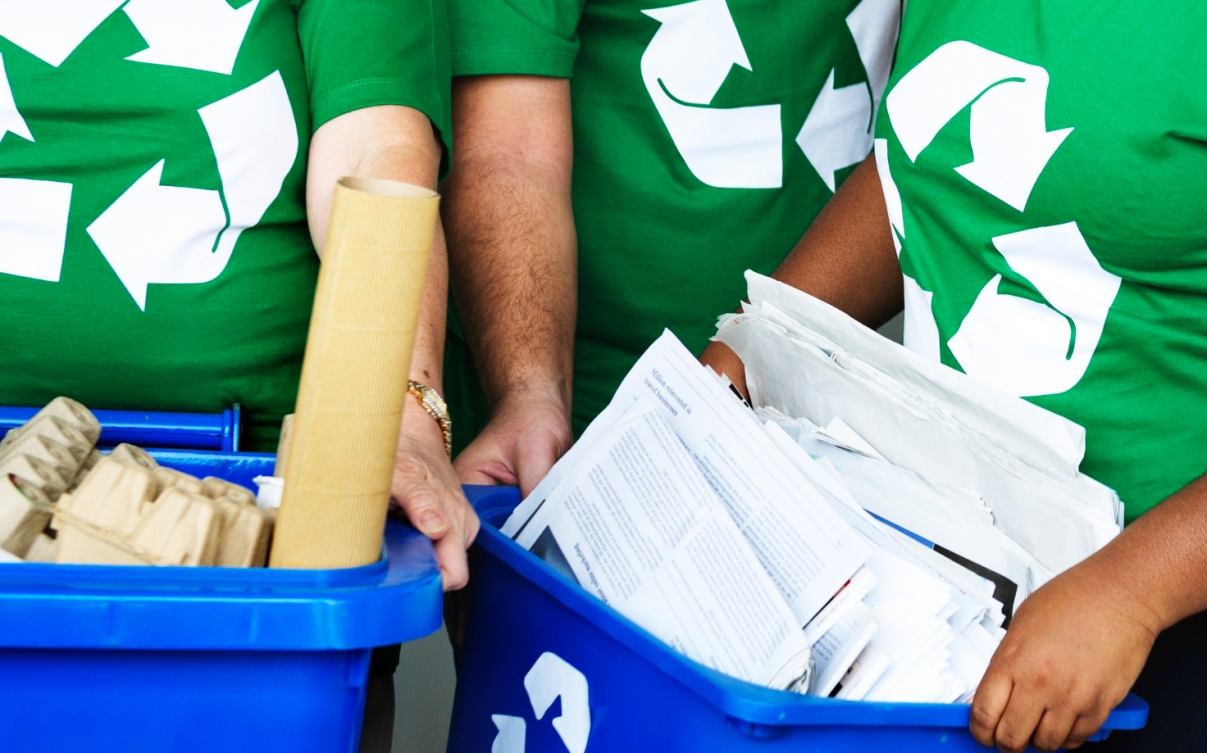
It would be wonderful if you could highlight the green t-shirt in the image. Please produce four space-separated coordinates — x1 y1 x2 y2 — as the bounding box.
0 0 451 450
876 0 1207 521
446 0 903 437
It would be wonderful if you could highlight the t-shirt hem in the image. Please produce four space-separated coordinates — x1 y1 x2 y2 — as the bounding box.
450 47 576 78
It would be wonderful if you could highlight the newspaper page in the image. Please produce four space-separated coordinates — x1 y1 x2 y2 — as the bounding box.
511 330 869 626
529 396 812 688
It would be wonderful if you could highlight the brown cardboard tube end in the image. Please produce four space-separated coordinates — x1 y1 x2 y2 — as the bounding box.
338 176 437 200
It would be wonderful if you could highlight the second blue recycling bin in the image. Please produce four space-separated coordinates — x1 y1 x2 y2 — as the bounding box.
448 486 1148 753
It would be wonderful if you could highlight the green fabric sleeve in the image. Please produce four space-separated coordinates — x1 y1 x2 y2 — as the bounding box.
297 0 453 169
447 0 587 78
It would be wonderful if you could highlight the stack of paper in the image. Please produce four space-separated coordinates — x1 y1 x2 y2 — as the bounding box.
508 333 869 690
765 419 1006 702
505 273 1122 702
715 272 1121 576
508 337 969 701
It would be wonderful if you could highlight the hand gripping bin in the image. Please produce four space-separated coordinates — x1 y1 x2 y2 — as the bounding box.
0 410 444 753
449 486 1148 753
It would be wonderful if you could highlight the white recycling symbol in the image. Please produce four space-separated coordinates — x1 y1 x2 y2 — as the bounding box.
492 652 591 753
0 0 297 311
880 40 1123 397
796 0 900 191
639 0 900 192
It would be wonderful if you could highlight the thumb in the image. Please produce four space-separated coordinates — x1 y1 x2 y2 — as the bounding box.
454 440 521 487
970 668 1014 748
516 449 559 498
456 463 502 487
396 490 451 540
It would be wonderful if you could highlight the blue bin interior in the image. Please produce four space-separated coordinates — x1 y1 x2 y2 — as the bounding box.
462 485 1148 737
0 450 444 652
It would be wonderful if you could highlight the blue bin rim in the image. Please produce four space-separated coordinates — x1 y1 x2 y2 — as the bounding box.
0 454 445 652
464 485 1148 732
0 518 443 651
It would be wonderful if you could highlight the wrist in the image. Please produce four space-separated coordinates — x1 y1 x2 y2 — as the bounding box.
1080 543 1169 636
491 381 571 422
476 354 572 414
401 386 450 457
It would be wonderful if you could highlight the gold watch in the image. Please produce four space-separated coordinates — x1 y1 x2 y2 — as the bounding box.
408 380 452 457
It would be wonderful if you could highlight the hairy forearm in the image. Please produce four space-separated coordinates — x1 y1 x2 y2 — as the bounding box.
443 76 576 409
444 156 575 404
771 154 903 328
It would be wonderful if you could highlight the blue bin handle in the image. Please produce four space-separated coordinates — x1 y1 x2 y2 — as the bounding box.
0 404 241 453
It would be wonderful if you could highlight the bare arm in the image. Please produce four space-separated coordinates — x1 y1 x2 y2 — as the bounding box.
700 154 902 393
307 105 478 590
697 152 1207 753
442 75 577 495
973 476 1207 752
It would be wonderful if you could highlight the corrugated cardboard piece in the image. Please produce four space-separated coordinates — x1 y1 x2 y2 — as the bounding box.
270 177 438 569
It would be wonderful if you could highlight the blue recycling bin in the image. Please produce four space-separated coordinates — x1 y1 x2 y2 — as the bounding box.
0 410 445 753
448 485 1148 753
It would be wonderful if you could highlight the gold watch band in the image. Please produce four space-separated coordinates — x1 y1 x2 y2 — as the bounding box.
408 380 452 457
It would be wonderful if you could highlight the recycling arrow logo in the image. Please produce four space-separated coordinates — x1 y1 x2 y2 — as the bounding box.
639 0 900 192
0 0 297 311
491 652 591 753
880 40 1122 397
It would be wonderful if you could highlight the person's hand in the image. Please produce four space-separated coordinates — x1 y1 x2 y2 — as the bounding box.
700 340 749 400
454 390 572 497
971 557 1159 752
390 397 480 591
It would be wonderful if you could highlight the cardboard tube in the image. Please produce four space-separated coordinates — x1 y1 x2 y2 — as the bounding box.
269 177 437 569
